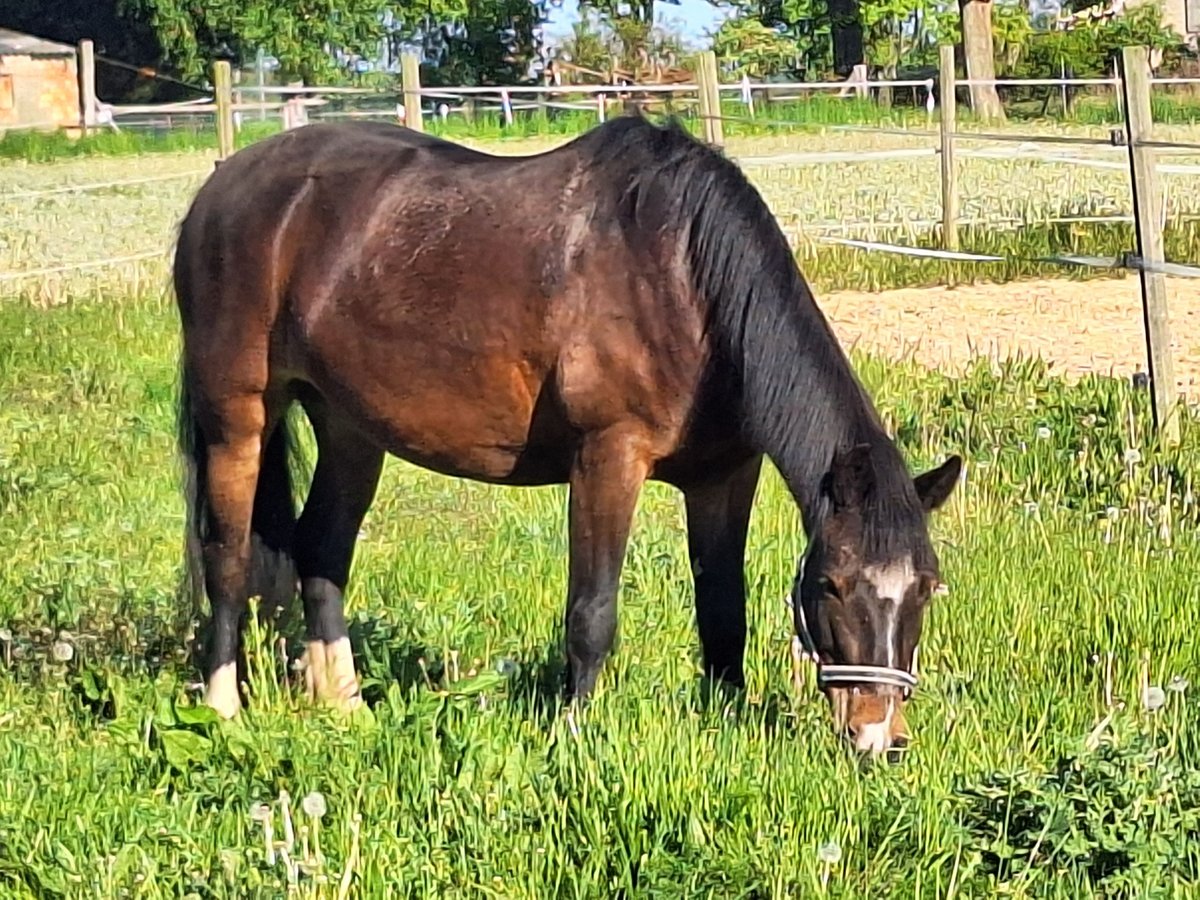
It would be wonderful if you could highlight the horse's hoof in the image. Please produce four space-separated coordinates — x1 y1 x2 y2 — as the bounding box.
204 662 243 719
301 637 362 710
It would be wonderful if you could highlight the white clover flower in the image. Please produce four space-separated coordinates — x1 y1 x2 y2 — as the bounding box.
50 640 74 662
1036 426 1051 440
1124 448 1142 466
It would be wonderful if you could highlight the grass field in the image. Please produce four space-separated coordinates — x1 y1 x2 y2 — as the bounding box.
3 118 1200 897
3 287 1200 897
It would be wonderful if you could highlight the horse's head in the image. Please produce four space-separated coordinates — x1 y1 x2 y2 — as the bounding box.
790 444 962 758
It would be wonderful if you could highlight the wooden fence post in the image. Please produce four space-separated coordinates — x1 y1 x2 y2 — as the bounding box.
938 44 959 252
401 52 424 132
694 50 723 147
1121 44 1179 444
77 40 96 135
213 60 235 159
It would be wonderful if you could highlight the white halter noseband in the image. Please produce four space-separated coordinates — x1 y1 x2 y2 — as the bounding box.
787 590 920 697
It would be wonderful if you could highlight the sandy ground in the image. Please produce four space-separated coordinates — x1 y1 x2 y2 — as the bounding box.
820 274 1200 398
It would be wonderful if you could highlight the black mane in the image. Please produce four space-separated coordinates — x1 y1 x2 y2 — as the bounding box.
577 114 930 561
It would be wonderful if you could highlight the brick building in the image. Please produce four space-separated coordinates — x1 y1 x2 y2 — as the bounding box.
0 29 80 133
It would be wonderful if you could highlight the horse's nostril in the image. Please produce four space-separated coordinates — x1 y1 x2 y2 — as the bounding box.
892 734 909 750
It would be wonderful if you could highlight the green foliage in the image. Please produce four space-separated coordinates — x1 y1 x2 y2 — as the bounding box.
410 0 557 87
721 0 835 76
554 5 688 81
116 0 396 83
1015 4 1186 80
954 730 1200 894
712 17 803 78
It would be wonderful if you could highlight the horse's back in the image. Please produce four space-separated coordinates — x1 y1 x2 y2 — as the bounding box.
172 117 732 486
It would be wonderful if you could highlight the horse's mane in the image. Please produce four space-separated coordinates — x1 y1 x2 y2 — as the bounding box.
575 115 929 559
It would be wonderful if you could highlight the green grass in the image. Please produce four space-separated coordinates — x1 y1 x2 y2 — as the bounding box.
0 121 279 164
1 290 1199 897
796 218 1200 292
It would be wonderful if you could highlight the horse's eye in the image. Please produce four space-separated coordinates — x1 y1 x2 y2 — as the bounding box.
818 577 841 600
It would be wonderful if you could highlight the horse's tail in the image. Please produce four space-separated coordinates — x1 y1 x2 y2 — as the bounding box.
176 363 306 648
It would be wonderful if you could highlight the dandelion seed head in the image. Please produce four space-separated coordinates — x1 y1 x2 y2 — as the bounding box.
302 791 327 819
817 841 842 865
1142 686 1166 711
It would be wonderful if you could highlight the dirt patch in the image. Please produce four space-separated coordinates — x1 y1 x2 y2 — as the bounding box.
820 274 1200 397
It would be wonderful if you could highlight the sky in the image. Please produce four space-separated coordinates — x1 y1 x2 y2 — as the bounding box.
541 0 734 49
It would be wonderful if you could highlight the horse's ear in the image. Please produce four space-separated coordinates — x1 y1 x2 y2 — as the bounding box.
914 455 962 513
826 443 875 511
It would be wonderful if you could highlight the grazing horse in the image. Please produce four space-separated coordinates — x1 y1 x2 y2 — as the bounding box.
173 115 961 755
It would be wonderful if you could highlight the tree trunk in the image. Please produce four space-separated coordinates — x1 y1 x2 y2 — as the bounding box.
828 0 864 78
958 0 1005 121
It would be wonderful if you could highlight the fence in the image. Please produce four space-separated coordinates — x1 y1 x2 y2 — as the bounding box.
5 44 1200 442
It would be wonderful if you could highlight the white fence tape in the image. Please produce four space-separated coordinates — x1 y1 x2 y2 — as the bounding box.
819 235 1200 278
0 169 210 201
0 250 166 282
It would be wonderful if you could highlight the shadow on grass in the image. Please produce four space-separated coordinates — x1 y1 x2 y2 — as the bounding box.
346 615 568 723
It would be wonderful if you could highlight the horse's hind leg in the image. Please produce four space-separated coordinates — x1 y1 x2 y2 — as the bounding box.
200 395 270 719
293 399 384 710
682 454 763 689
564 428 652 701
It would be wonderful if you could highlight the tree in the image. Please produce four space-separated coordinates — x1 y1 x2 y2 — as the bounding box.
116 0 397 83
407 0 555 86
573 0 685 78
553 6 688 80
959 0 1005 120
717 0 833 77
712 17 802 78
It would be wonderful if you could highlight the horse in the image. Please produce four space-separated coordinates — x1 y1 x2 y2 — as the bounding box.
172 114 962 756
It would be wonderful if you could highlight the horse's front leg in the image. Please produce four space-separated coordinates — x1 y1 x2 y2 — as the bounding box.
682 454 763 689
563 427 652 702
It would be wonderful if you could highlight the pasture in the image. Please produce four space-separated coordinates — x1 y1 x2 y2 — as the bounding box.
2 119 1200 897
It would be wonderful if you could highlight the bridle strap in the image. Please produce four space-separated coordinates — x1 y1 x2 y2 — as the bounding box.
818 665 917 692
787 591 920 697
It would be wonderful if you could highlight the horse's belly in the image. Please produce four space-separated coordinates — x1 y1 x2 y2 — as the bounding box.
305 350 574 486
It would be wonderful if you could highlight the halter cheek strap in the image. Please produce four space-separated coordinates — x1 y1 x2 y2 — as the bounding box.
786 591 920 697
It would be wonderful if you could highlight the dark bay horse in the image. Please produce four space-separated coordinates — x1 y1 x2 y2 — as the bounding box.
173 115 961 755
